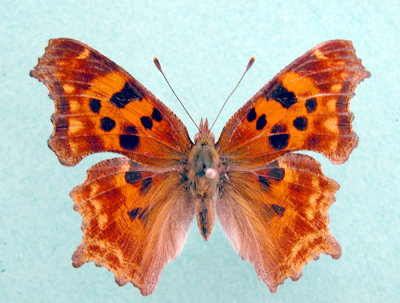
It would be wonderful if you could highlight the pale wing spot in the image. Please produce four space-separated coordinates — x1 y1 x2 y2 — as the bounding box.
287 233 321 264
96 239 108 250
324 117 339 134
91 199 105 216
55 71 66 78
311 176 319 189
114 173 127 187
89 71 126 96
69 141 80 155
305 197 318 220
68 118 85 135
314 49 328 60
69 99 81 112
56 60 68 66
326 98 337 112
329 138 339 152
280 72 318 96
98 214 108 229
76 48 91 60
340 72 349 79
63 84 75 93
330 84 342 93
89 183 100 198
305 177 320 220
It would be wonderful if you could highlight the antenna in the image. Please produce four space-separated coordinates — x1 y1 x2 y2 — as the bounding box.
209 57 255 131
153 58 199 131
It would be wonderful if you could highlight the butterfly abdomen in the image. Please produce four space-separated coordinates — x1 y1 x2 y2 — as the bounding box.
187 123 219 240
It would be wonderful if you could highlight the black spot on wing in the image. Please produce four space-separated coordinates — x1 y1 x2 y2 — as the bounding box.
125 126 138 134
125 171 142 184
127 207 148 222
100 117 116 132
256 114 267 130
89 98 101 113
269 125 289 150
140 116 153 130
259 175 271 190
271 204 285 217
151 108 163 122
305 98 317 113
110 82 143 108
293 116 308 131
268 82 297 108
127 208 141 220
119 125 139 150
140 178 152 194
247 107 257 122
258 161 284 191
267 162 285 181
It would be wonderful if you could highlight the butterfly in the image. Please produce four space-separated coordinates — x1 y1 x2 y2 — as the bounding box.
30 38 370 295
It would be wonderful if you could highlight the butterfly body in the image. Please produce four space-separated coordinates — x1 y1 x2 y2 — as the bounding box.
31 38 369 295
187 119 219 240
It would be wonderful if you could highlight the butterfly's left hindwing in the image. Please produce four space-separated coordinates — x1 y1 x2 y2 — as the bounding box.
30 38 192 167
71 158 194 296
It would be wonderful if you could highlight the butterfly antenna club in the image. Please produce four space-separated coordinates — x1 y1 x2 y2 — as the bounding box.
153 57 199 131
210 57 255 131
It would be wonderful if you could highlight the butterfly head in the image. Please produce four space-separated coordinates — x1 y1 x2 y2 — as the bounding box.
194 118 215 144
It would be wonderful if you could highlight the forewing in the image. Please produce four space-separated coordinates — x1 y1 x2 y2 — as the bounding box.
217 40 370 168
71 157 194 295
216 153 341 292
30 38 192 167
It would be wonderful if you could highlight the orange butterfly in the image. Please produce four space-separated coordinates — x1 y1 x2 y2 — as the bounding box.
30 39 369 295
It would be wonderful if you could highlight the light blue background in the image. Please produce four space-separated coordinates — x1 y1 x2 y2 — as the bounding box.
1 1 399 302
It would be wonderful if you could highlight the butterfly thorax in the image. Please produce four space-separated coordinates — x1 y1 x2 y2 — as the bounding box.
187 119 219 240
